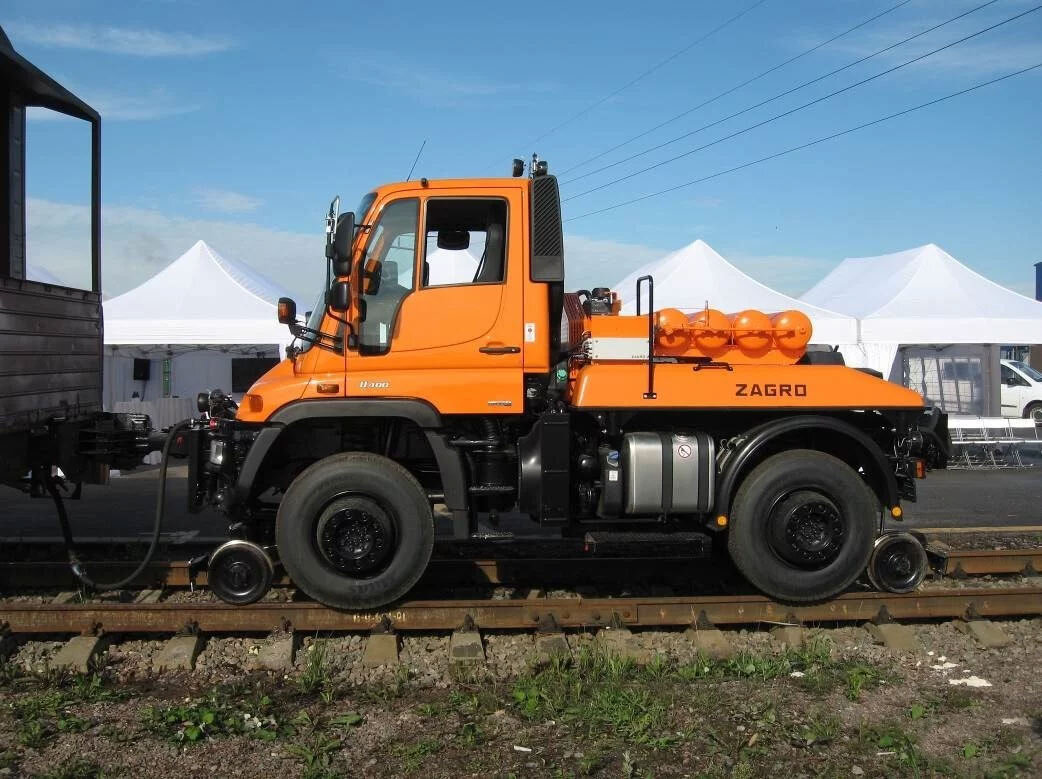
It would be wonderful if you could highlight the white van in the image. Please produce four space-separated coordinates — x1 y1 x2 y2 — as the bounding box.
1000 359 1042 423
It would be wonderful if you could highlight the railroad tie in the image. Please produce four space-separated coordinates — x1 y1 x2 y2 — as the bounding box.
252 632 299 672
153 633 204 672
449 615 485 664
864 622 922 653
50 634 108 673
954 619 1013 649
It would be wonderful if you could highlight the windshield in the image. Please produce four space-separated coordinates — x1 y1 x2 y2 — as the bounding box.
293 193 377 354
293 291 328 353
1011 361 1042 382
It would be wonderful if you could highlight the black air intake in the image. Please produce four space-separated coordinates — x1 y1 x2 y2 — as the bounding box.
530 175 564 283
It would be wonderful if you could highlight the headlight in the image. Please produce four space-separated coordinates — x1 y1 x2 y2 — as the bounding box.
209 439 227 466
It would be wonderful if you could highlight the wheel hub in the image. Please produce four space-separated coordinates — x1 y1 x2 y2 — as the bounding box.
868 533 927 593
770 492 845 568
208 540 274 605
316 497 396 576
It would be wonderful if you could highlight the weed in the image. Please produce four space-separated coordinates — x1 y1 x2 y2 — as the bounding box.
142 690 277 743
395 737 442 773
356 664 411 704
458 720 484 747
297 641 332 696
417 702 441 718
845 663 883 701
511 647 673 746
860 723 931 775
795 712 841 747
285 735 341 778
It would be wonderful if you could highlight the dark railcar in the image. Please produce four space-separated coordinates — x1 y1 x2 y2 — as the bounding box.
1 27 145 488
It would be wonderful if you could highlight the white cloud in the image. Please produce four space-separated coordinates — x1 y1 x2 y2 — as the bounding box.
563 234 668 289
27 88 200 121
4 21 234 57
26 198 324 301
340 54 554 105
195 188 264 214
816 8 1042 78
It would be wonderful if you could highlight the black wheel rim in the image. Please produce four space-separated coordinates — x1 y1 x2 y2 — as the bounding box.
210 546 272 604
768 490 846 569
315 494 397 578
871 537 925 592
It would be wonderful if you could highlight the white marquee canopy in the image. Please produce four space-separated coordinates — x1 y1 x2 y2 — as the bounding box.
103 240 292 407
104 239 291 347
615 239 858 345
801 243 1042 344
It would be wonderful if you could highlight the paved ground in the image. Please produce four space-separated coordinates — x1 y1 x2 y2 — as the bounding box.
1 461 1039 546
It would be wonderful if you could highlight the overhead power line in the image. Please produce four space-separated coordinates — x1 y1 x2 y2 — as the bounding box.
560 0 912 176
519 0 772 149
562 0 1000 187
564 62 1042 223
562 2 1040 203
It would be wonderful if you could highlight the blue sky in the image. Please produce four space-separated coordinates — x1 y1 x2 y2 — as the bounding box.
5 0 1041 302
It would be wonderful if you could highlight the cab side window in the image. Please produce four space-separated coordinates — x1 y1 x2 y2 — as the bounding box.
422 199 507 287
358 198 418 354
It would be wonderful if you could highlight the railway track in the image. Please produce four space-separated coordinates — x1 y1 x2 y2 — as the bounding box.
1 586 1040 635
0 535 1038 637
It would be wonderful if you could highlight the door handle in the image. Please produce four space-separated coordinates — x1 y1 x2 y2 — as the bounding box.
479 345 521 355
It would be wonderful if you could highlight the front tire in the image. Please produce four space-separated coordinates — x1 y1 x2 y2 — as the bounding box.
1024 402 1042 425
276 452 434 609
727 449 878 602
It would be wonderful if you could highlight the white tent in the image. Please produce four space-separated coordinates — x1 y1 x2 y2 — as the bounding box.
26 263 65 285
103 240 292 407
802 243 1042 414
802 243 1042 344
425 247 478 286
615 239 858 345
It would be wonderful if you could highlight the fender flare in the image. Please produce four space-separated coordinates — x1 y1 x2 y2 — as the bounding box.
233 398 467 516
714 414 899 518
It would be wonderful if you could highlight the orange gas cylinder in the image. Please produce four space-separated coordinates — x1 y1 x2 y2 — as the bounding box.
731 309 772 355
771 310 813 351
688 308 731 354
655 308 690 349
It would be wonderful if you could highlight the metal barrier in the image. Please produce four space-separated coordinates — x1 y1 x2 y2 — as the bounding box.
948 416 1041 468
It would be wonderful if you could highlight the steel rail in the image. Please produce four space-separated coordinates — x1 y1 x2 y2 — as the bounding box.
927 546 1042 577
0 556 718 591
1 587 1039 635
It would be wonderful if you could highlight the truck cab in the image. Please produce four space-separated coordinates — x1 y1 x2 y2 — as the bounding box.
190 165 948 611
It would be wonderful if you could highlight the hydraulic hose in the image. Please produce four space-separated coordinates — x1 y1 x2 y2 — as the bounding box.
48 419 192 592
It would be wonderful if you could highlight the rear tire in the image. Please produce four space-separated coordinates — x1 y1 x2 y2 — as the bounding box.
276 452 434 609
727 449 877 602
1024 402 1042 425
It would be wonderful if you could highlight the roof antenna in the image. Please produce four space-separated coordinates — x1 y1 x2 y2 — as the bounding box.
405 138 427 182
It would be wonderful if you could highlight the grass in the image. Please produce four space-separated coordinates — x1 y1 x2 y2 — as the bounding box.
142 688 278 743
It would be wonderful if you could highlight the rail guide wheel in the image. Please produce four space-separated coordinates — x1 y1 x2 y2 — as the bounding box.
867 532 928 594
208 540 275 605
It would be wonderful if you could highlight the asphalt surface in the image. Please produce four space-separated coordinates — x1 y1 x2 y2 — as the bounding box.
1 461 1040 547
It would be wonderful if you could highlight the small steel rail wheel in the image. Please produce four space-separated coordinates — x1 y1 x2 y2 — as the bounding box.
728 449 877 603
208 540 275 605
275 452 434 610
867 532 928 594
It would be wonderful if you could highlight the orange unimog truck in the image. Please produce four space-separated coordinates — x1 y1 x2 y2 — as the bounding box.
187 160 949 609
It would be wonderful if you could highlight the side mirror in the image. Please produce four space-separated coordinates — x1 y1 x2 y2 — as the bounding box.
437 229 470 250
277 297 297 325
330 280 350 312
332 212 355 276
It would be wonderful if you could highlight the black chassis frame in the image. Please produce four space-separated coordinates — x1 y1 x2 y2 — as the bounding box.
188 396 946 541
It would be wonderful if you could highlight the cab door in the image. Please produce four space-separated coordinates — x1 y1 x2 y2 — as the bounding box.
347 189 525 414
